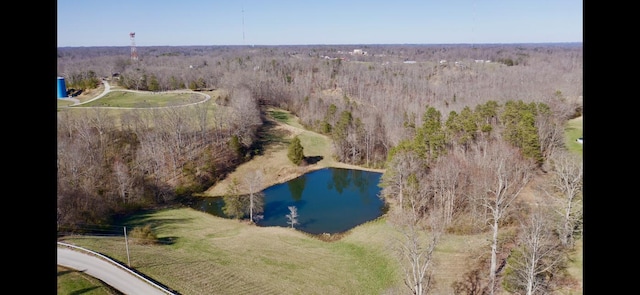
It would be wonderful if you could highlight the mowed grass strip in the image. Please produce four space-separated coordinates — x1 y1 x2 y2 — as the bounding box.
57 90 229 131
76 90 207 108
60 207 403 295
565 115 583 155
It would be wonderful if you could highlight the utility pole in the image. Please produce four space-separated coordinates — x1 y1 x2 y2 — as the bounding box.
124 226 131 267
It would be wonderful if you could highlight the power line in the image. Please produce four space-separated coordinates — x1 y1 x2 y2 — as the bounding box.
242 5 245 45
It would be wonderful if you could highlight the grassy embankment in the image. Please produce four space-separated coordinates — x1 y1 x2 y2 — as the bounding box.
200 107 383 197
57 265 123 295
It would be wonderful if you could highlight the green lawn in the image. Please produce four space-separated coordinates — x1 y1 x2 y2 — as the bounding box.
565 116 583 155
57 90 229 131
56 99 75 108
59 208 405 295
75 91 207 108
57 266 123 295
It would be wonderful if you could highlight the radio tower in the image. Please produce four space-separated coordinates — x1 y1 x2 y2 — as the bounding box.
130 32 138 61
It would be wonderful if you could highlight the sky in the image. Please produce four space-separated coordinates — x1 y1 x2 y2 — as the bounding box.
57 0 583 47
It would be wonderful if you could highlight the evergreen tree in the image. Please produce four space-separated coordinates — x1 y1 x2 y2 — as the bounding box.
415 106 446 160
147 74 160 92
288 136 305 165
222 178 247 219
501 100 543 165
229 135 244 158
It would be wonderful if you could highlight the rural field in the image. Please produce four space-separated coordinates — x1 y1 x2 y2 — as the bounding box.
58 88 583 295
59 207 492 294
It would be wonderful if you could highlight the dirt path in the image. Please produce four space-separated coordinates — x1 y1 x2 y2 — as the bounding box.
200 109 384 197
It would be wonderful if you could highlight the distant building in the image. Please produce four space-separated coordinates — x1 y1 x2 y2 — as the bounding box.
57 77 67 99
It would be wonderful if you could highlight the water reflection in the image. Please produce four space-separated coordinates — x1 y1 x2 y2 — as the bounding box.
190 167 385 234
288 174 306 202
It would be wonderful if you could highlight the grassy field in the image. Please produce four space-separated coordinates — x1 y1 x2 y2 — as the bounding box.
565 116 583 155
59 207 498 295
59 209 401 294
57 90 583 294
57 88 228 132
76 91 207 108
57 265 123 295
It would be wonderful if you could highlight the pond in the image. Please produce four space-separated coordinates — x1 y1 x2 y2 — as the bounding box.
190 167 386 235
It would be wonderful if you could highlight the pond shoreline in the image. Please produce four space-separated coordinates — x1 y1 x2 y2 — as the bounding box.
196 110 385 198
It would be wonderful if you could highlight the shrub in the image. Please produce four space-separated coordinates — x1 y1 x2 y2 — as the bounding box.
129 225 158 245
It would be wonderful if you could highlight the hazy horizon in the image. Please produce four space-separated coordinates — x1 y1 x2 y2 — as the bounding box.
57 41 583 49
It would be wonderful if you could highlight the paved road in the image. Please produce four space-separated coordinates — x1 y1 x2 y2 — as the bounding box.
58 80 111 105
58 246 172 295
57 81 207 294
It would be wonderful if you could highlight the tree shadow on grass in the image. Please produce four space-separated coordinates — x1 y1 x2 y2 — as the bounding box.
248 114 290 158
304 155 323 165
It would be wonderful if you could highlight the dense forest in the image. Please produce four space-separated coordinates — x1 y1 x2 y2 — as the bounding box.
57 43 582 294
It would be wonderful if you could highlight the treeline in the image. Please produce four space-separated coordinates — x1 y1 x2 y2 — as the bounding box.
58 43 581 170
57 87 262 231
379 100 582 294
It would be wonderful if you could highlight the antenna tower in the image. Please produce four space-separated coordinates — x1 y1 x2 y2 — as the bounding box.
242 5 245 45
130 32 138 61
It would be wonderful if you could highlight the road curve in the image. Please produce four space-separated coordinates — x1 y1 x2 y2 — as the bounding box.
58 246 174 295
67 80 211 109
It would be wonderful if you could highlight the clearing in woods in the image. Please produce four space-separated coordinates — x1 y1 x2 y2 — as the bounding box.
200 107 383 197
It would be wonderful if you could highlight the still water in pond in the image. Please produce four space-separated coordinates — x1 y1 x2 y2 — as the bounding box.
191 167 386 234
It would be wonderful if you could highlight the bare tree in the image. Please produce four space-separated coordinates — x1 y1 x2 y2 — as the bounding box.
380 149 426 209
388 170 442 295
473 141 535 295
193 99 210 145
504 208 564 295
547 150 583 248
427 151 470 227
286 206 299 229
136 130 167 195
113 158 133 204
244 170 265 223
534 102 568 163
228 87 262 147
